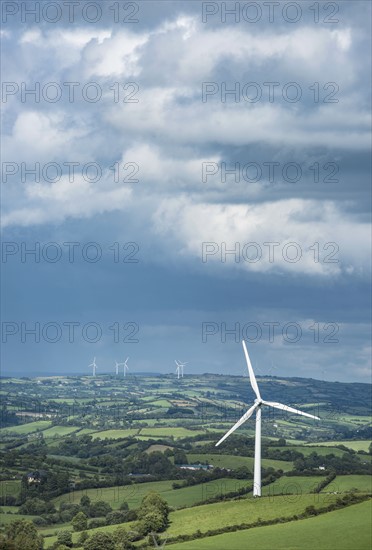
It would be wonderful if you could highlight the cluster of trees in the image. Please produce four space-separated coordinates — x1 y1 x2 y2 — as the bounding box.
70 496 136 531
55 492 170 550
190 435 255 457
21 470 71 499
0 520 43 550
89 451 175 477
293 452 371 475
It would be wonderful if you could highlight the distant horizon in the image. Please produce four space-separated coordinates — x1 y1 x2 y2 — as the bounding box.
1 370 370 386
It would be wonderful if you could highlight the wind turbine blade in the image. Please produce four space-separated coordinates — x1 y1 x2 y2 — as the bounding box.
262 401 319 420
242 341 261 400
215 403 258 447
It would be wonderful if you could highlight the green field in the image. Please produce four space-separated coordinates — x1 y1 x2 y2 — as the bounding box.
139 427 206 439
0 480 21 498
161 478 253 508
53 480 176 509
41 426 81 438
149 399 172 407
43 519 135 548
0 421 52 435
187 453 293 472
53 478 253 510
90 429 139 439
166 500 372 550
320 475 372 493
307 440 371 452
165 493 340 538
261 476 325 496
0 513 38 525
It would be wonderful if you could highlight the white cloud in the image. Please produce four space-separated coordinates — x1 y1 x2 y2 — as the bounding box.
152 196 371 277
81 31 148 78
2 173 132 227
2 111 89 162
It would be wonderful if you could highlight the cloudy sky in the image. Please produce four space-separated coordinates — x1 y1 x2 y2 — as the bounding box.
1 1 371 381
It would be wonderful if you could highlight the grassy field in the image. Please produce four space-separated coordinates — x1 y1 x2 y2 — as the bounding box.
149 399 172 407
320 475 372 493
41 426 81 438
261 476 325 496
139 427 207 439
161 478 253 508
0 420 52 435
53 480 176 509
166 500 372 550
90 429 139 439
0 513 38 525
0 480 21 498
43 519 135 548
53 478 253 510
146 444 174 453
307 440 371 452
165 493 340 537
187 453 293 472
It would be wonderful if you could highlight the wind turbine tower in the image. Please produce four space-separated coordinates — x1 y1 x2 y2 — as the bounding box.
89 357 97 377
175 360 187 379
123 357 129 377
115 361 120 376
216 341 319 496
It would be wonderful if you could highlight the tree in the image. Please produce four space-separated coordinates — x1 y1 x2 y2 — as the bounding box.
71 511 88 531
89 500 112 517
0 534 16 550
56 531 72 548
137 511 164 534
4 520 43 549
138 492 169 519
173 449 188 465
83 532 115 550
77 532 89 546
136 492 169 535
113 527 134 549
80 495 91 508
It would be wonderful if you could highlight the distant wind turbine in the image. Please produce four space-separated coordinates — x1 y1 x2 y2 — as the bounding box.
122 357 129 377
216 341 319 497
114 360 121 376
89 357 97 377
175 360 187 379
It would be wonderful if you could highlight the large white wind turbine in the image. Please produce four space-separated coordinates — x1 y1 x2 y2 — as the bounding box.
175 360 187 379
216 341 319 497
89 357 97 377
123 357 129 377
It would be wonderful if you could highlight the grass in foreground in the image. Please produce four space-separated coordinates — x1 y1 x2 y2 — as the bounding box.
166 499 372 550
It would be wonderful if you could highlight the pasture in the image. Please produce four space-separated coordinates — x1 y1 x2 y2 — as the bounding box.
166 500 372 550
41 426 81 438
0 421 52 435
261 476 325 496
53 478 254 510
308 440 371 452
165 493 340 537
321 475 372 493
186 453 293 472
